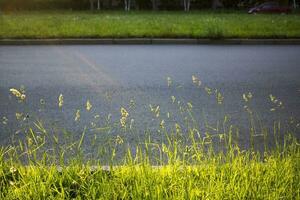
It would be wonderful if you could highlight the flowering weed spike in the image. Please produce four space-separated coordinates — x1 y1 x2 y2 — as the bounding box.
187 102 193 109
121 107 129 118
15 112 23 120
10 88 22 98
160 120 165 129
86 100 92 111
2 117 8 125
171 96 176 103
270 94 275 102
192 75 202 87
75 110 81 121
205 87 212 95
217 92 224 104
243 94 248 102
167 77 172 87
10 88 26 101
120 107 129 128
58 94 64 108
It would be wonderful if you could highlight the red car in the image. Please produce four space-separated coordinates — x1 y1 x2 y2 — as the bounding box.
248 2 292 14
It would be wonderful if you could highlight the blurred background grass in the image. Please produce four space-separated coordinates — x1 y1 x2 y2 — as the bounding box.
0 11 300 39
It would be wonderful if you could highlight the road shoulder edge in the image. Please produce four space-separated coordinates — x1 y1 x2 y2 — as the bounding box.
0 38 300 45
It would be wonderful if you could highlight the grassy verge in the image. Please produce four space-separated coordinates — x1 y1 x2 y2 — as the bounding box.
0 11 300 39
0 77 299 199
1 146 299 199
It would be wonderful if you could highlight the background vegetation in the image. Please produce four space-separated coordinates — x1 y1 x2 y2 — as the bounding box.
0 11 300 39
0 0 293 11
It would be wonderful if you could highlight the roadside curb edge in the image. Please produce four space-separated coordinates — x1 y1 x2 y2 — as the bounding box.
1 38 300 45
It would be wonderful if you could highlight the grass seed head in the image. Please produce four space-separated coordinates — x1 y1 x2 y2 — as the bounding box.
10 88 22 98
167 77 172 87
86 100 92 111
75 109 81 121
58 94 64 108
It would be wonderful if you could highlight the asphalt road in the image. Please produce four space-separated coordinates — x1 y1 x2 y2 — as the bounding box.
0 45 300 148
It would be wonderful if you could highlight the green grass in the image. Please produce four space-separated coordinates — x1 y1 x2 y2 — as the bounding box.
0 78 300 199
0 130 299 199
0 10 300 39
1 148 299 199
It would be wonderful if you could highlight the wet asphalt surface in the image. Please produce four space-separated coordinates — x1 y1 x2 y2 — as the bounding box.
0 45 300 148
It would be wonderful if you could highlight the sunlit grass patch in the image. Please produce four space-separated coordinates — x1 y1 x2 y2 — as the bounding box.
0 76 299 199
0 11 300 39
0 146 299 199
